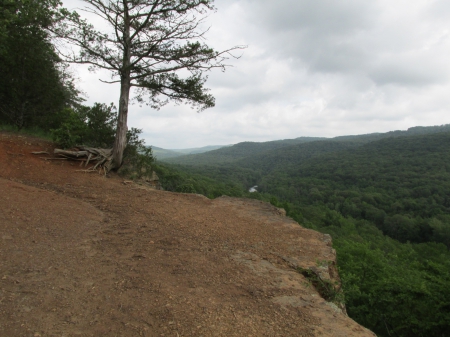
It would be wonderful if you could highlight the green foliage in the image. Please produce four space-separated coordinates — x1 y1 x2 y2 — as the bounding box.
336 237 450 336
176 181 197 194
0 0 79 129
48 103 157 182
50 103 117 149
56 0 236 112
81 103 117 147
5 25 450 337
152 162 248 199
297 265 344 305
269 196 279 207
50 108 86 148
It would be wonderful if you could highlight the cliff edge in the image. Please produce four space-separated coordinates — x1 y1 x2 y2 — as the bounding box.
0 132 375 337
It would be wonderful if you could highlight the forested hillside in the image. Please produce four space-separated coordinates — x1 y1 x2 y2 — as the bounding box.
259 132 450 244
164 124 450 167
157 126 450 337
165 136 324 165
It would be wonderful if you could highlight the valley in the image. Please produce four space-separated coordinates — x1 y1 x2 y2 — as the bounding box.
154 124 450 337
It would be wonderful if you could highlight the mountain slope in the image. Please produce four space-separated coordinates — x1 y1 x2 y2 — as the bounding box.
165 124 450 168
164 136 325 166
151 146 184 159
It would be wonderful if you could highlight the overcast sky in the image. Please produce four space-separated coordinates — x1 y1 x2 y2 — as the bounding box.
61 0 450 149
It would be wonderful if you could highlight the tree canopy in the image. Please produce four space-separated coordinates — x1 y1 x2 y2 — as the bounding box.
54 0 243 169
0 0 79 129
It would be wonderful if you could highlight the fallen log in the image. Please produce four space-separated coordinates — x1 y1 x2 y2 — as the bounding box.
54 149 88 158
54 147 114 172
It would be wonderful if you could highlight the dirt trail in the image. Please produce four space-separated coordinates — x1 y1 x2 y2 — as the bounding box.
0 132 375 337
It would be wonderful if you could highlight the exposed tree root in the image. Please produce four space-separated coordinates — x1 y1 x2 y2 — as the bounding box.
54 147 113 172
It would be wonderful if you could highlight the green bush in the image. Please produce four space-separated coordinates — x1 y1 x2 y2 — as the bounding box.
176 183 197 193
50 103 117 149
81 103 117 147
50 108 86 148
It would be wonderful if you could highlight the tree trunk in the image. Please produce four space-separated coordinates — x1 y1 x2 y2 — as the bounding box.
111 73 131 169
111 6 132 170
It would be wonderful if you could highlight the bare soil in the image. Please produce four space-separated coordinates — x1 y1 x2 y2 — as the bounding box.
0 132 375 337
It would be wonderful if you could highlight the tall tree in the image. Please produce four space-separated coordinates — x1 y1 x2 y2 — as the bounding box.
0 0 77 129
55 0 243 170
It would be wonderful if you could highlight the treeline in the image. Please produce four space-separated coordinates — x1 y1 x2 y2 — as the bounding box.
166 124 450 167
164 136 325 166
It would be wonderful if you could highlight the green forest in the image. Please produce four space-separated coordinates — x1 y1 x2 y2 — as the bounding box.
1 1 450 336
159 128 450 337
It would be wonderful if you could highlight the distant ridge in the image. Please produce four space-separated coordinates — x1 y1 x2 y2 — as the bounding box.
151 144 230 160
332 124 450 143
171 145 231 155
163 136 325 165
163 124 450 166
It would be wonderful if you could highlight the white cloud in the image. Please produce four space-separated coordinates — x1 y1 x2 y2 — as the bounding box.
61 0 450 148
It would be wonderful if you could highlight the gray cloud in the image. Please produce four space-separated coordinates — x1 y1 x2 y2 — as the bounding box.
235 0 450 86
62 0 450 148
428 0 450 20
247 0 376 35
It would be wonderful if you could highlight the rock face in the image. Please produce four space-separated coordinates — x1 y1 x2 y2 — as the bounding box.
0 132 375 337
142 170 161 189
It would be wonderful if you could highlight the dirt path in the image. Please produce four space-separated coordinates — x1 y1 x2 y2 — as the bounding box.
0 132 375 337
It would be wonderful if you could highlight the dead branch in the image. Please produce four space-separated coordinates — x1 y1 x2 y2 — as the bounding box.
54 147 114 172
54 149 88 158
